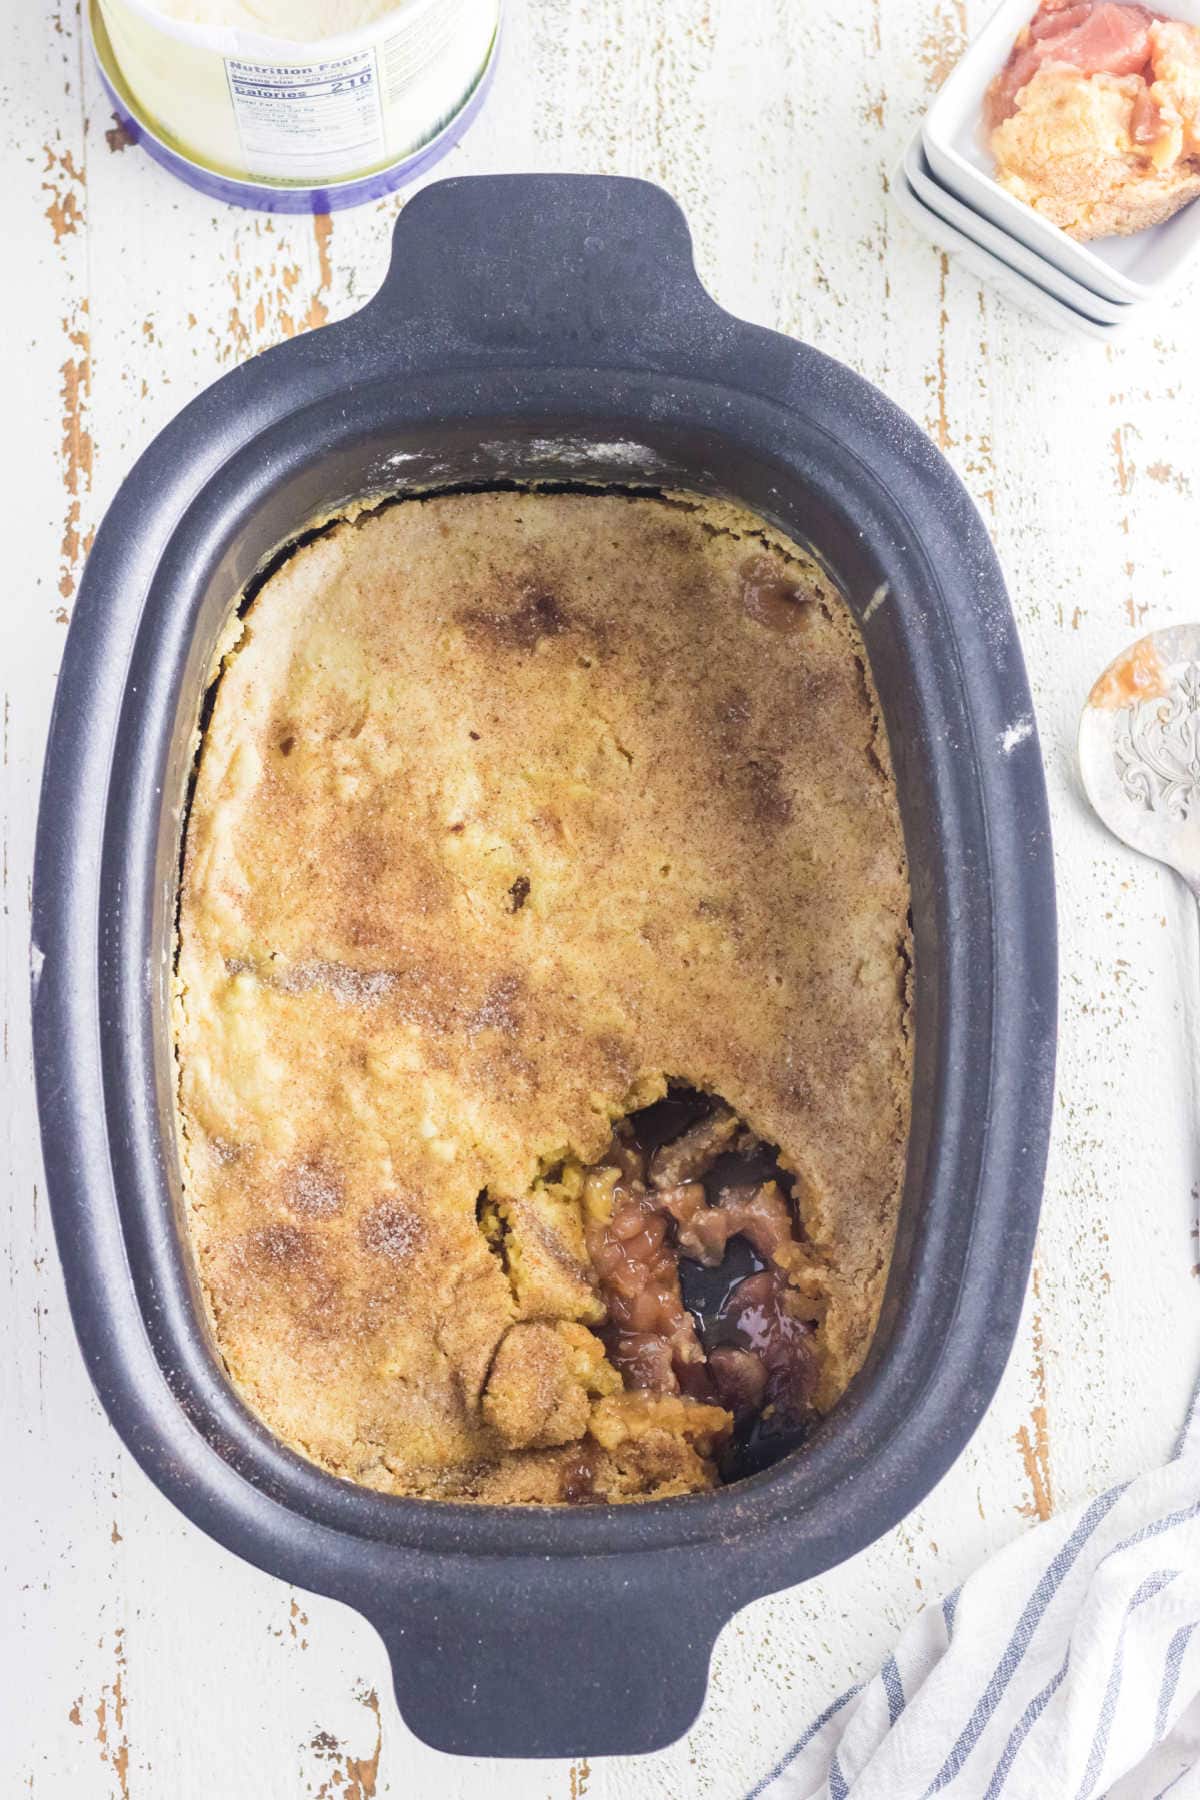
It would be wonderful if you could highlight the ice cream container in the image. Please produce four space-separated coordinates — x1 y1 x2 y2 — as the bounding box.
90 0 499 213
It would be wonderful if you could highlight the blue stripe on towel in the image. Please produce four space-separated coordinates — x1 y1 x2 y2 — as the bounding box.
1073 1569 1180 1800
943 1589 959 1640
923 1484 1129 1794
981 1649 1070 1800
829 1751 849 1799
882 1654 906 1726
1155 1621 1198 1743
744 1684 862 1800
1101 1500 1200 1567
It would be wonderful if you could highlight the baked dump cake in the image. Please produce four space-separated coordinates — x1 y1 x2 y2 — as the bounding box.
987 2 1200 239
174 490 910 1503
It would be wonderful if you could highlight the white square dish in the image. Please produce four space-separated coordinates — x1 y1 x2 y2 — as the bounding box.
892 155 1129 337
904 132 1141 323
923 0 1200 304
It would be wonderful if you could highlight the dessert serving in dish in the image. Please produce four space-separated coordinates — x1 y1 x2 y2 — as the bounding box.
175 490 911 1505
988 0 1200 238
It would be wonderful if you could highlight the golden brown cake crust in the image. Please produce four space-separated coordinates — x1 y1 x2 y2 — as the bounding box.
174 490 910 1503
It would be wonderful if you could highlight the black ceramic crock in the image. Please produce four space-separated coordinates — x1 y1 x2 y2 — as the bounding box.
31 174 1056 1760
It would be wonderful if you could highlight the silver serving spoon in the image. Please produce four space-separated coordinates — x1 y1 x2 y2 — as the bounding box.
1078 623 1200 904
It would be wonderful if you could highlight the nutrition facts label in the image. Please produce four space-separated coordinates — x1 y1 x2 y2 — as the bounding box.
226 50 386 181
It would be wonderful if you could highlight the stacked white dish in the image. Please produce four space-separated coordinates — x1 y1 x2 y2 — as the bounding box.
896 0 1200 336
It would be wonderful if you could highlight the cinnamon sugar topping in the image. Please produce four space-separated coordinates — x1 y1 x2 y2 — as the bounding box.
174 490 910 1504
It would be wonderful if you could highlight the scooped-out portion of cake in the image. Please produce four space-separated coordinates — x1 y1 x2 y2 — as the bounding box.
173 488 911 1504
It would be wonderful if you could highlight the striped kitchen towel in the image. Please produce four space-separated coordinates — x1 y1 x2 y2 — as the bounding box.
748 1385 1200 1799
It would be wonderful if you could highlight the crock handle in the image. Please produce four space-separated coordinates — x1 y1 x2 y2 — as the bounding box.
359 173 721 367
367 1554 722 1758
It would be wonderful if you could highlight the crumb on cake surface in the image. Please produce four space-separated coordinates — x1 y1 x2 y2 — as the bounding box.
173 489 911 1504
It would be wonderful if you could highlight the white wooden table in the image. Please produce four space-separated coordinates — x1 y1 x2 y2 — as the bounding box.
4 2 1200 1794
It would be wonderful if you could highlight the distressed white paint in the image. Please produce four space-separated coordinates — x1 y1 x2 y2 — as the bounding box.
4 2 1200 1796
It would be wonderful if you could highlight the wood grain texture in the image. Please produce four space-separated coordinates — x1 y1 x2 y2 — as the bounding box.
3 1 1199 1794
